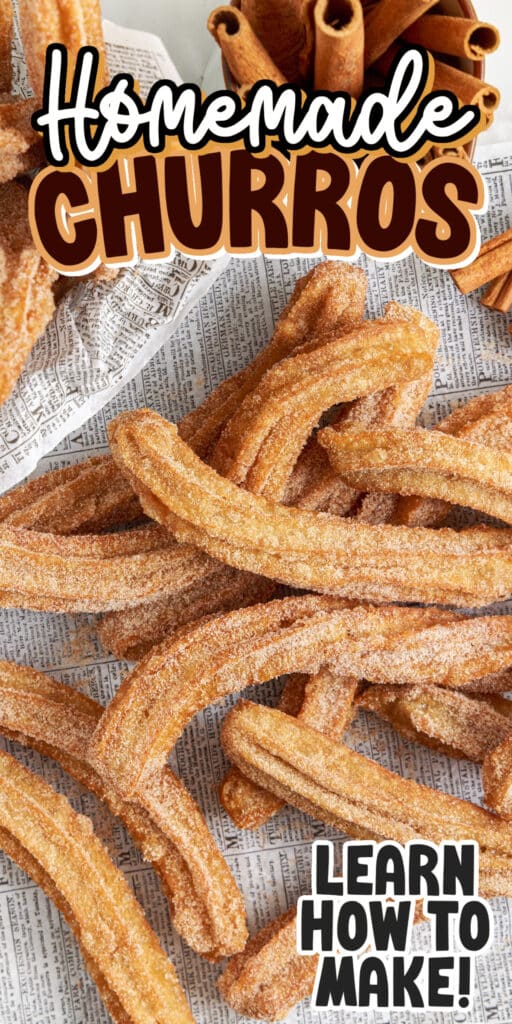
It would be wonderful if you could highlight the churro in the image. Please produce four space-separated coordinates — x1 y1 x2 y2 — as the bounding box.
221 701 512 898
220 670 358 829
88 596 512 800
0 747 195 1024
17 0 106 102
395 384 512 527
0 660 246 960
288 373 432 518
220 674 307 830
0 523 219 613
99 564 277 660
211 304 438 500
0 455 142 533
359 683 512 762
0 182 56 405
218 907 317 1020
0 261 364 537
318 424 512 525
483 737 512 819
109 409 512 606
180 260 367 458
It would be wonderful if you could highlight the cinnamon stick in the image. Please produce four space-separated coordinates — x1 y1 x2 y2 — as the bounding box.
364 0 438 68
241 0 314 82
403 15 500 61
208 6 287 87
314 0 364 95
433 58 500 113
481 272 512 314
451 229 512 295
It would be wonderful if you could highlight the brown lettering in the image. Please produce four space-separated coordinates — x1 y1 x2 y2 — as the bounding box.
292 152 351 253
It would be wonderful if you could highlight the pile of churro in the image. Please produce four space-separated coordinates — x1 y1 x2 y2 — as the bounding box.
208 0 500 137
4 261 512 1020
0 0 106 405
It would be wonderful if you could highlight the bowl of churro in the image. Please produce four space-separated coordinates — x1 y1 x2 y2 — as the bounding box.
208 0 500 159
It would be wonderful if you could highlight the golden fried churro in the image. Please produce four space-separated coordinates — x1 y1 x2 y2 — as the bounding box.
0 523 219 613
218 907 317 1021
211 304 438 500
288 373 432 518
180 261 367 458
220 670 358 829
220 674 307 830
222 701 512 898
88 596 512 800
396 384 512 527
359 684 512 762
0 456 142 533
0 182 56 405
318 424 512 525
0 748 195 1024
109 409 512 606
0 660 246 960
0 261 364 536
99 565 277 660
18 0 106 102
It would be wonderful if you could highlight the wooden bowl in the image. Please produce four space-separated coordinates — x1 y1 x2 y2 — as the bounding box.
221 0 485 160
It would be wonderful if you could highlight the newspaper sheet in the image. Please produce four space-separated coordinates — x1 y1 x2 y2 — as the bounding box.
0 13 228 494
1 142 512 1024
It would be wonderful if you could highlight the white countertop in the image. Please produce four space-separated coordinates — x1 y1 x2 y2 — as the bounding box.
102 0 511 144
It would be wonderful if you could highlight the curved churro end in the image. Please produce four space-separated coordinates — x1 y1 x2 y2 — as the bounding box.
219 764 284 830
0 749 195 1024
359 683 512 763
108 406 512 607
89 595 512 812
483 736 512 819
218 908 318 1020
0 660 246 961
316 424 512 526
221 700 512 898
